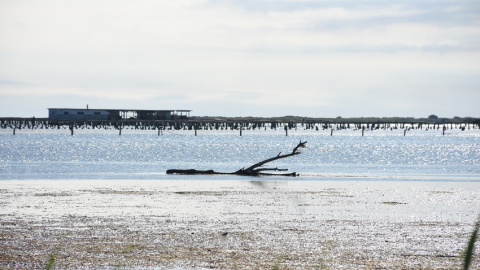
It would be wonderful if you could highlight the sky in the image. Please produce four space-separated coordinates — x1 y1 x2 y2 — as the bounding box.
1 0 479 118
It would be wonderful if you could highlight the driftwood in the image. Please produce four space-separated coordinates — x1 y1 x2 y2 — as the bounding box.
166 141 307 177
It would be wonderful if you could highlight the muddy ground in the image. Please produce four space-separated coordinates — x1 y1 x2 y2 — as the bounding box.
1 180 479 269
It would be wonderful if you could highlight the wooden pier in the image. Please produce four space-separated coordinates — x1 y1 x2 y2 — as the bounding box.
1 116 479 136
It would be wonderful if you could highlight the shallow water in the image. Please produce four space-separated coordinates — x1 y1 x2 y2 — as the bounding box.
1 127 480 269
1 180 480 269
1 127 479 181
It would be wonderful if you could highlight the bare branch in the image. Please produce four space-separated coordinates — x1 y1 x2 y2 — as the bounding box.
167 141 307 177
242 141 307 173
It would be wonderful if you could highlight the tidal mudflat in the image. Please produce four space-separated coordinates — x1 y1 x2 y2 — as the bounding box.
1 180 479 269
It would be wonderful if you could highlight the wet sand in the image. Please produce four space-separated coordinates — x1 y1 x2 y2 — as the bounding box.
1 180 479 269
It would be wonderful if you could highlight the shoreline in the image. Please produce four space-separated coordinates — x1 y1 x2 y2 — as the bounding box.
1 180 479 269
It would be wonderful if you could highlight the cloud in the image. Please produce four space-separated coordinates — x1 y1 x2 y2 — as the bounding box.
2 0 478 52
0 0 479 117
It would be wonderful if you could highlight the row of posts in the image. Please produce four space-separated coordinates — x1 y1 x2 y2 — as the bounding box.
8 124 462 137
2 119 476 130
3 118 476 136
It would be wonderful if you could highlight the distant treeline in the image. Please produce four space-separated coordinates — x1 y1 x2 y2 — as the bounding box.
191 116 480 124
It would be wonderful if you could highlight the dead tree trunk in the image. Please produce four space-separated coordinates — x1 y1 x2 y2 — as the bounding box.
166 141 307 177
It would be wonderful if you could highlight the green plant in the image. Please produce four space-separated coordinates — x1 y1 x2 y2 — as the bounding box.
271 255 283 270
45 252 56 270
464 216 480 270
122 243 140 254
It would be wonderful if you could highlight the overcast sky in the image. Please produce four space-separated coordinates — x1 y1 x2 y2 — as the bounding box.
1 0 479 118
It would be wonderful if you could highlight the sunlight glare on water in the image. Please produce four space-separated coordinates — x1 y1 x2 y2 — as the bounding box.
1 126 480 269
0 127 479 181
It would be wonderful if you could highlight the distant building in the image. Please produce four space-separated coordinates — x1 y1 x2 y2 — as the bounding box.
48 108 191 121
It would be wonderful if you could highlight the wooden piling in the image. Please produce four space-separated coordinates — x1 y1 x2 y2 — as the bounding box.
1 117 479 136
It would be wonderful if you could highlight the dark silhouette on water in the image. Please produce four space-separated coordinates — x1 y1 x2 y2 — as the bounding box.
166 141 307 176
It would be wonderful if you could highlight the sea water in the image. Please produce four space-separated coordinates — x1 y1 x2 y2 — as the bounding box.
1 127 480 269
0 127 479 182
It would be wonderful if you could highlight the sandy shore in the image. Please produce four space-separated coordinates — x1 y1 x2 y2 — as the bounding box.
1 180 479 269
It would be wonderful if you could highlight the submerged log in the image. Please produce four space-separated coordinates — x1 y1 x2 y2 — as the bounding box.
166 169 217 175
166 141 307 177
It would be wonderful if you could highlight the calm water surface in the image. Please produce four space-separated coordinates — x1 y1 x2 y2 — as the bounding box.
1 127 479 181
1 127 480 269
